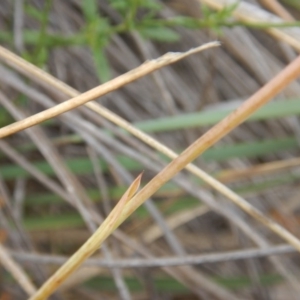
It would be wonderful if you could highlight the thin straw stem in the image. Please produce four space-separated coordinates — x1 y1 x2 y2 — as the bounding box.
0 244 36 296
30 53 300 299
0 42 219 138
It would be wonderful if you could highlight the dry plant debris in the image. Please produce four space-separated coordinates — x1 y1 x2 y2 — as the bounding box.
1 1 300 300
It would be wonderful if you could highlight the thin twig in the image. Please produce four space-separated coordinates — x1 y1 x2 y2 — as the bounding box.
0 42 219 138
0 44 284 248
0 79 231 297
117 52 300 243
86 148 132 300
259 0 294 21
13 0 24 52
0 44 296 245
218 156 300 182
10 244 295 268
143 206 210 243
2 43 300 295
200 0 300 51
29 52 300 299
5 41 236 297
0 244 36 296
0 91 132 300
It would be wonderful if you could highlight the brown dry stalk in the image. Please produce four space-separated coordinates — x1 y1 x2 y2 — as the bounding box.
0 244 36 296
106 173 142 230
29 175 142 300
0 43 286 241
9 244 296 268
30 52 300 299
0 42 219 139
117 53 300 245
259 0 294 21
0 44 280 238
200 0 300 51
218 157 300 182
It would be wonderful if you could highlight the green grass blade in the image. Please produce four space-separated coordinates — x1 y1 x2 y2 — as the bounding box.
136 98 300 133
1 137 297 180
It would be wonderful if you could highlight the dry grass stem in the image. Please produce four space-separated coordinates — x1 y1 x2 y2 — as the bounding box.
29 174 142 300
143 206 210 243
0 244 36 296
3 2 300 299
30 52 300 299
0 42 289 249
115 53 300 252
0 44 271 240
200 0 300 51
0 60 233 297
260 0 295 21
218 156 300 182
10 244 295 268
0 42 219 138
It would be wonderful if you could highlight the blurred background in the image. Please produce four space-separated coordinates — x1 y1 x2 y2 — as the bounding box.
1 0 300 299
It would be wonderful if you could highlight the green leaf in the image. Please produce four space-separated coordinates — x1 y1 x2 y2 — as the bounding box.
23 171 300 211
216 1 239 19
138 0 162 11
202 1 239 34
86 273 281 292
110 0 130 13
139 26 180 42
23 213 84 231
282 0 300 9
202 4 214 19
1 136 298 180
92 48 111 82
0 30 85 47
0 109 13 127
135 98 300 133
24 5 44 21
82 0 98 21
36 46 48 66
166 16 203 29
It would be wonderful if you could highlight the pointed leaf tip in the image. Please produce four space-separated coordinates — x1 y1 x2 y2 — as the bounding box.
108 172 143 227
